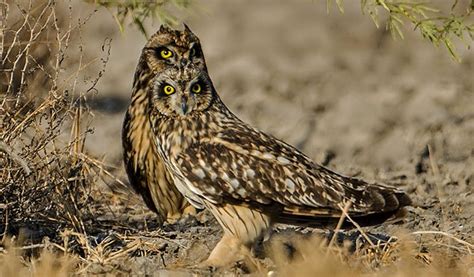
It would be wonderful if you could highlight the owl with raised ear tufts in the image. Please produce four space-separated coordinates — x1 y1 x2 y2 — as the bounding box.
122 25 207 224
148 66 412 268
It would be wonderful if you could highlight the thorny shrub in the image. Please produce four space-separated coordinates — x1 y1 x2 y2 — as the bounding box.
0 0 109 240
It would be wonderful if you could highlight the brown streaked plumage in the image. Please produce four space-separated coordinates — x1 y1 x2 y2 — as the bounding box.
148 66 412 267
122 25 207 224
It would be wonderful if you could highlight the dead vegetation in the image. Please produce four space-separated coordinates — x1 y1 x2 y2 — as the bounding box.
0 0 473 276
0 0 113 264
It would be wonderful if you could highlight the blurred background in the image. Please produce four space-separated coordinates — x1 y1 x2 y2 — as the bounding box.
81 0 473 179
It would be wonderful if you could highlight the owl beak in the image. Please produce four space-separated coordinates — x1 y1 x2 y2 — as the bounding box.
180 59 189 68
181 97 188 115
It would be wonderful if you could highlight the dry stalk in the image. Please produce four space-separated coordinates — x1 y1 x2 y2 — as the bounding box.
327 200 352 251
338 205 376 248
411 230 473 255
0 140 31 174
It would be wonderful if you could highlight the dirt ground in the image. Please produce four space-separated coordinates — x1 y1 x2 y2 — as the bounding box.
6 0 472 275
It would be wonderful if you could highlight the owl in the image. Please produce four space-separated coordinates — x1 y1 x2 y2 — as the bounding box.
148 67 412 268
122 25 208 224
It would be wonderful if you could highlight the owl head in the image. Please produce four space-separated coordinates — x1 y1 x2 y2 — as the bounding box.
134 25 207 89
151 66 216 118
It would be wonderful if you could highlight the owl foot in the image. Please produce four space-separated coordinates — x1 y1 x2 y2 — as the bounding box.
197 234 253 270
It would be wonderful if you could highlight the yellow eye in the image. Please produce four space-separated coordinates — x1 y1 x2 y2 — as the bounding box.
163 85 175 95
191 83 201 93
160 49 173 59
190 47 196 57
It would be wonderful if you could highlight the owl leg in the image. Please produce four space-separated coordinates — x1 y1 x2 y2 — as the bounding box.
167 204 197 222
181 204 197 216
200 203 272 269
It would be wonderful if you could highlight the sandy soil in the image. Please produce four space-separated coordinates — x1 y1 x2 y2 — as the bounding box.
72 0 473 274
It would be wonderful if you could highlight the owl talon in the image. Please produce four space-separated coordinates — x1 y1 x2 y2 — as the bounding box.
195 254 260 273
194 260 217 270
198 234 250 269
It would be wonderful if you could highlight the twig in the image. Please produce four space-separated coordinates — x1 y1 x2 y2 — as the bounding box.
339 206 375 247
411 231 473 254
16 243 46 250
327 201 352 251
0 140 31 174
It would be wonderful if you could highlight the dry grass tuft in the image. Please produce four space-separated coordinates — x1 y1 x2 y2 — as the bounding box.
0 238 76 277
268 229 473 276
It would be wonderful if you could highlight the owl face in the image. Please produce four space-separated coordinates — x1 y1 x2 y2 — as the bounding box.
151 67 215 118
138 25 207 79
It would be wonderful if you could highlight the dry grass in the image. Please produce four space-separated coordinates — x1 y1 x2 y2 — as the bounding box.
268 230 473 277
0 225 472 276
0 0 111 270
0 238 76 277
0 0 473 276
0 0 108 234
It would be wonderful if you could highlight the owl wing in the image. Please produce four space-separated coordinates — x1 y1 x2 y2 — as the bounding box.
177 124 411 224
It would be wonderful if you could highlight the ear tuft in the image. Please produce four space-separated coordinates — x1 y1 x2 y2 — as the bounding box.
159 25 172 33
183 23 194 34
